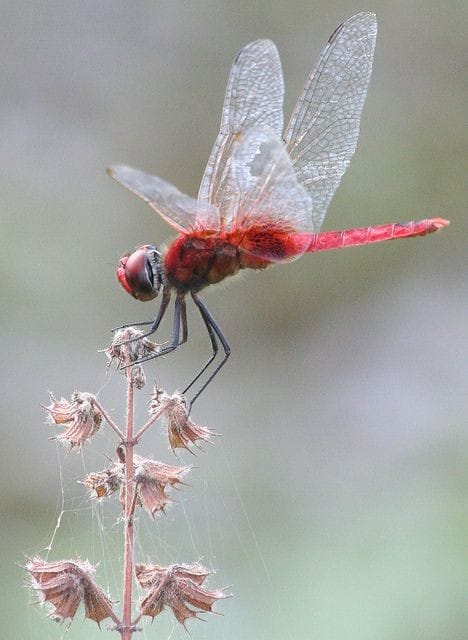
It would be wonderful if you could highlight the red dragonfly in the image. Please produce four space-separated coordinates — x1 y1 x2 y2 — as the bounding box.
108 12 448 404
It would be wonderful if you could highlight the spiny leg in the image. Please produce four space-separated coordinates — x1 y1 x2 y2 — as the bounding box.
182 297 219 396
115 289 172 344
113 320 154 330
150 292 183 357
179 297 188 347
138 288 172 338
187 292 231 407
121 292 184 367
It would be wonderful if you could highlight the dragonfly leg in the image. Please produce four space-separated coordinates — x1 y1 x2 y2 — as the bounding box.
179 297 188 347
115 289 172 345
112 320 154 331
122 292 184 367
182 299 218 396
185 292 231 408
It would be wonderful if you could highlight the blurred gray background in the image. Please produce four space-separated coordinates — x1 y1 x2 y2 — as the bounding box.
1 1 466 639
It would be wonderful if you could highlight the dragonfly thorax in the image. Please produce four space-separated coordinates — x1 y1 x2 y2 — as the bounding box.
164 234 241 293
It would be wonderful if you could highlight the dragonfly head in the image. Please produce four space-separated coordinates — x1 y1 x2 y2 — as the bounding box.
117 244 163 301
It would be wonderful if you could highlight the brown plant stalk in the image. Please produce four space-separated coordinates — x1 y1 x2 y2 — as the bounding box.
121 360 136 639
28 328 228 637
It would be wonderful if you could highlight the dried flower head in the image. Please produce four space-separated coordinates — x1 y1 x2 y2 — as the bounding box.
149 389 215 453
82 456 189 517
133 456 190 517
44 392 101 451
135 562 228 627
83 466 123 499
26 557 114 625
105 328 161 372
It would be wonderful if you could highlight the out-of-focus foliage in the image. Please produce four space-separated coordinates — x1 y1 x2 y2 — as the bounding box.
1 1 466 639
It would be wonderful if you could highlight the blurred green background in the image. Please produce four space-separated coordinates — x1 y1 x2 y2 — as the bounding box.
1 1 466 639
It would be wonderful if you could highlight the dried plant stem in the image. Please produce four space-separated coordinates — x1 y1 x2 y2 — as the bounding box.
121 371 136 640
106 599 123 629
134 401 168 442
31 328 228 633
91 397 126 441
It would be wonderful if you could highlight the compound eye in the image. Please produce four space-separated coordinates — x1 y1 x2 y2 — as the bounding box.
117 247 160 301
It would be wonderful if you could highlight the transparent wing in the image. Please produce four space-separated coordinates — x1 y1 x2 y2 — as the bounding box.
228 127 313 261
107 165 219 233
284 12 377 231
198 40 284 221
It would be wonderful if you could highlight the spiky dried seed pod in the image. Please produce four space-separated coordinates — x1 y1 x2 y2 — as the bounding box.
83 467 123 499
44 392 101 451
133 456 190 517
105 328 161 372
26 557 115 625
135 562 228 627
149 389 216 453
82 456 189 517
